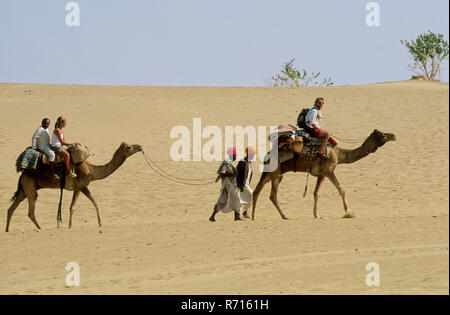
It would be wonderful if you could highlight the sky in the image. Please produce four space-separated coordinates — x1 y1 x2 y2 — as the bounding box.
0 0 449 86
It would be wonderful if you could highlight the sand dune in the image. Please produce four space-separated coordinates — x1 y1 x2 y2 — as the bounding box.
0 81 448 294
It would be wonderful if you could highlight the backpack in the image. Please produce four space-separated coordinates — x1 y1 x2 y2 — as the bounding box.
297 108 310 129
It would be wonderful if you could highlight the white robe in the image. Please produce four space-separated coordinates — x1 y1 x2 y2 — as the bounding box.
214 160 240 214
215 177 241 213
238 163 253 212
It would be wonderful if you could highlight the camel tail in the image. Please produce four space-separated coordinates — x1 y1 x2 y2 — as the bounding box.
11 178 23 202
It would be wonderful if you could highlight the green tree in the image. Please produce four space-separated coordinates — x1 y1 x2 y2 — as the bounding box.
401 31 449 80
265 58 334 87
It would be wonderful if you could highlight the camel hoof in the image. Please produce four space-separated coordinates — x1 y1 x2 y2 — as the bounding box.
282 216 289 220
209 217 216 222
343 212 356 219
314 216 323 220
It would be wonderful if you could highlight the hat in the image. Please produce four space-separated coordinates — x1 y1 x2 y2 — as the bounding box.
227 147 237 156
245 146 257 155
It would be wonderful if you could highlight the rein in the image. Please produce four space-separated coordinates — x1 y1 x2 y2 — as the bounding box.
333 135 367 144
141 150 215 186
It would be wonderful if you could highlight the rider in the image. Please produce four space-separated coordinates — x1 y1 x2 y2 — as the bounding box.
305 97 339 157
52 116 77 178
31 118 59 179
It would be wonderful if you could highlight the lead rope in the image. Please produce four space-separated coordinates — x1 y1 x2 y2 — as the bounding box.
334 135 366 144
141 150 215 186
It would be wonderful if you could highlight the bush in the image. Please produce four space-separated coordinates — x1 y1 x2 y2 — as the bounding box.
401 31 449 81
264 58 334 87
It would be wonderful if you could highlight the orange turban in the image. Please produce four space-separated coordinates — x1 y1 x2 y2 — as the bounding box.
245 146 257 155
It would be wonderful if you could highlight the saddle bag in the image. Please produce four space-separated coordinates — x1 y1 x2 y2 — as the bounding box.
68 143 91 164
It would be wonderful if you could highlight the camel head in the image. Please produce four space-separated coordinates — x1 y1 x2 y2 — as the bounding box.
370 129 396 148
119 142 143 158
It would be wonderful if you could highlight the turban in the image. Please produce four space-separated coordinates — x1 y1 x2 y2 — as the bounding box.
246 146 257 155
227 147 237 156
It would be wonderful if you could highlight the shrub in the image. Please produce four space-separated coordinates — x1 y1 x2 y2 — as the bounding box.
264 58 334 87
401 31 449 81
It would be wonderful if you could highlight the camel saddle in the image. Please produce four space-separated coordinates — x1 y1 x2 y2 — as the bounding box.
16 147 64 172
42 154 65 165
296 130 334 158
68 143 90 164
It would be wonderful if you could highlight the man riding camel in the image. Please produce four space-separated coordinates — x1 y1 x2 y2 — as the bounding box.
31 118 59 179
305 97 339 157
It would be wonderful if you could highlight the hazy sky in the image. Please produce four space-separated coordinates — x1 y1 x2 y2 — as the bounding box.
1 0 448 86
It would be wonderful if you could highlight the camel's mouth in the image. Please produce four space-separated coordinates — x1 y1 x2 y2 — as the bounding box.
385 133 396 142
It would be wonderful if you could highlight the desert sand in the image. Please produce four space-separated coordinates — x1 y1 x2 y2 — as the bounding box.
0 81 448 295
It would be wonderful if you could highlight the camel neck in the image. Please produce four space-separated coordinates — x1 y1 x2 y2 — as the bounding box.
336 136 378 165
91 149 126 181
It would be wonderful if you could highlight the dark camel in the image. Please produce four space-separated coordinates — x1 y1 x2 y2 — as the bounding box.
251 129 396 220
6 143 142 232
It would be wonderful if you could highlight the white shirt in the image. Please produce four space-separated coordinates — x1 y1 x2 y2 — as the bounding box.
31 126 51 149
305 108 322 128
52 130 63 147
245 162 252 187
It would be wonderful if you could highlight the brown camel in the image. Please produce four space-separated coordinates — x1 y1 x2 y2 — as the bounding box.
251 129 396 220
5 142 143 232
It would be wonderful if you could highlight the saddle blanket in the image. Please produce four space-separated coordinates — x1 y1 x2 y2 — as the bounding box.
269 124 297 147
296 129 333 158
16 147 40 172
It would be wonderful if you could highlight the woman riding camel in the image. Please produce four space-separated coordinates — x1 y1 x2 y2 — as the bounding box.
52 116 77 178
305 97 339 157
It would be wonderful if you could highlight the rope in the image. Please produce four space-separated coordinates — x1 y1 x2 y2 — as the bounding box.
141 151 215 186
334 135 367 144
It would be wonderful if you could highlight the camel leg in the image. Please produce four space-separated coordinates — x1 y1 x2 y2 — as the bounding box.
68 190 81 229
313 176 325 219
270 175 288 220
327 171 355 218
27 192 41 230
81 187 103 227
251 172 272 220
5 191 26 232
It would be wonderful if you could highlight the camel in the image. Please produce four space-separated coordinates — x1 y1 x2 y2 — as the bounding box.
250 129 396 220
5 142 143 232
